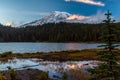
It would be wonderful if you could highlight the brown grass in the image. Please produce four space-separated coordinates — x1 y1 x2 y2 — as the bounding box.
0 49 120 61
67 69 90 80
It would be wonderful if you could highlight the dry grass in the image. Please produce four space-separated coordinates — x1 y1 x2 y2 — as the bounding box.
0 49 120 61
67 69 90 80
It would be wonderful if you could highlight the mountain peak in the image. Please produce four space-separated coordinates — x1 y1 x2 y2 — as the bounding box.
21 11 104 27
22 11 71 27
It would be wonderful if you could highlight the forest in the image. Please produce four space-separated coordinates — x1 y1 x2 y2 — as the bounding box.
0 22 120 42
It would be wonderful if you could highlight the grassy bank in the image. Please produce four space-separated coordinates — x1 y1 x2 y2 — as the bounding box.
0 49 120 61
0 69 50 80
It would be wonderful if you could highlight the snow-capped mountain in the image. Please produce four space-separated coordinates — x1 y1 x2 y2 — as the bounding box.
22 11 71 27
22 11 104 27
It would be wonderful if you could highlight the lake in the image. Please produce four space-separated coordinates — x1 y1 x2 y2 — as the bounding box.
0 42 119 53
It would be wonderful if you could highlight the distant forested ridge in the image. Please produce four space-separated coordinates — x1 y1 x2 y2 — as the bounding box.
0 22 120 42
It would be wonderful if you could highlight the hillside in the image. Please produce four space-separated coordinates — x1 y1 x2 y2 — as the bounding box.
0 23 120 42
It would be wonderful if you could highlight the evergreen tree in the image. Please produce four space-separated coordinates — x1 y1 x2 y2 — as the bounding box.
62 72 68 80
88 10 120 80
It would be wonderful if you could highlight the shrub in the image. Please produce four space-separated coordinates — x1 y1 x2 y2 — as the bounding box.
1 52 12 57
0 72 8 80
37 71 50 80
68 69 90 80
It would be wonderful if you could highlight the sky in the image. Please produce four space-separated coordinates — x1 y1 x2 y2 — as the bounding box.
0 0 119 26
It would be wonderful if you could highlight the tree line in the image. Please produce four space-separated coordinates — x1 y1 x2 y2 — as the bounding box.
0 22 120 42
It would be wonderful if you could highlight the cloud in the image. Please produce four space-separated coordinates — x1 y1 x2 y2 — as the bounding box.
87 11 105 23
85 11 117 23
66 14 90 20
65 0 105 6
3 22 18 27
66 11 106 23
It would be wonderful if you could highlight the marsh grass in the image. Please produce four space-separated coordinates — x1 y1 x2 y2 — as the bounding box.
66 69 90 80
0 49 120 61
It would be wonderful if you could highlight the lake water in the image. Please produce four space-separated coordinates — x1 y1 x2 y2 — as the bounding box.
0 43 119 53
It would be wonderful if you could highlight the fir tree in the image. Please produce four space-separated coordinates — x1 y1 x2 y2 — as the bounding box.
88 10 120 80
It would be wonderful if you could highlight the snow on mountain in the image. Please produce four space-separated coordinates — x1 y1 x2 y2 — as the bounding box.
22 11 104 27
22 11 71 27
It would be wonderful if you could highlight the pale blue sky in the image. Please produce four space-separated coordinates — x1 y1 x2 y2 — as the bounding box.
0 0 119 26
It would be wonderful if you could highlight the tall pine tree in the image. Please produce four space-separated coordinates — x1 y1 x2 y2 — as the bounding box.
88 10 120 80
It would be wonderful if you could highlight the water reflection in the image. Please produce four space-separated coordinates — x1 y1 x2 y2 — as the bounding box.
0 58 99 80
0 58 99 71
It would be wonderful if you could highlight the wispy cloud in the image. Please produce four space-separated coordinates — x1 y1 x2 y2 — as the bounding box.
66 14 90 20
87 11 105 23
65 0 105 6
66 11 106 23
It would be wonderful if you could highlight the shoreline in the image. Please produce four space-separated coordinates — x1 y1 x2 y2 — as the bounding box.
0 49 120 61
0 49 120 80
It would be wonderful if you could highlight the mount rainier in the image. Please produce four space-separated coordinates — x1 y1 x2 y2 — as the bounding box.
22 11 104 27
